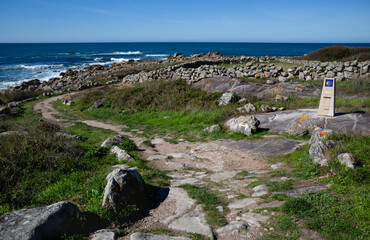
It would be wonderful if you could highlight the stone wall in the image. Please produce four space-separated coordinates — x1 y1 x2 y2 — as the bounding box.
123 59 370 85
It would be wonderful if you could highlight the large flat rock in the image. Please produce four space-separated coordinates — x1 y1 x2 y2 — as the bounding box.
131 232 192 240
254 108 370 135
218 138 308 157
169 205 213 239
194 77 321 97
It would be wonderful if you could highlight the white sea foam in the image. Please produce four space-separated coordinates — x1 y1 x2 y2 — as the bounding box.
113 51 142 55
145 54 168 57
18 64 64 70
94 51 143 56
94 57 103 61
111 58 140 63
0 71 63 89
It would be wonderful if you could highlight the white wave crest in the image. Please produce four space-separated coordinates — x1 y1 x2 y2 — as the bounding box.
113 51 142 55
94 51 143 56
145 54 168 57
111 58 140 63
19 64 64 70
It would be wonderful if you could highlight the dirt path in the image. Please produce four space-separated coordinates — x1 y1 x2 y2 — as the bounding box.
34 95 322 240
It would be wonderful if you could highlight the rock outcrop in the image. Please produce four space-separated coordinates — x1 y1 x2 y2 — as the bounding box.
0 201 80 240
225 115 260 136
102 165 148 211
101 135 125 147
110 146 134 161
337 153 361 169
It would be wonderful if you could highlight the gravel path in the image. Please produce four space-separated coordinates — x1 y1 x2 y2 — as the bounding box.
34 95 326 240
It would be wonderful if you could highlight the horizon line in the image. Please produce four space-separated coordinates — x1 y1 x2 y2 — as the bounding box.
1 41 370 44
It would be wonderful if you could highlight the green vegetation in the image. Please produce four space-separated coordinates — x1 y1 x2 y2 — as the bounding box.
267 134 370 239
181 184 227 228
298 46 370 62
0 103 169 223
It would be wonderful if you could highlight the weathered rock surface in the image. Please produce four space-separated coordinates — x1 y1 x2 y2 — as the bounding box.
147 154 170 161
170 178 205 187
254 109 370 136
252 184 268 197
219 138 307 157
309 140 336 166
209 171 239 182
218 92 239 106
274 184 331 197
110 146 134 161
169 205 213 239
204 124 221 132
0 201 79 240
309 127 333 144
160 188 196 225
225 115 260 136
90 229 117 240
92 100 105 109
337 153 360 168
228 198 260 209
101 135 125 147
151 138 166 144
102 166 147 210
193 77 322 98
131 232 192 240
286 114 319 135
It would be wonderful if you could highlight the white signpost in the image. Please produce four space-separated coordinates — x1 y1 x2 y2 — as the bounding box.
318 78 335 117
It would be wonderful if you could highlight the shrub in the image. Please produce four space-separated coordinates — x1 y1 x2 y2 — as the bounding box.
105 79 222 111
300 46 370 62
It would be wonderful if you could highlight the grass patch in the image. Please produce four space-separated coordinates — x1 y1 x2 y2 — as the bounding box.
181 184 227 228
0 103 169 224
282 191 368 239
272 145 320 179
266 181 293 192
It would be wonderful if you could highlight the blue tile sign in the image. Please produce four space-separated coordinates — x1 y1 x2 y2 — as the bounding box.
325 79 334 87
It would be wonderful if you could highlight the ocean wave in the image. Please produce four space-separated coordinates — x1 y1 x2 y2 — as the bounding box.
111 58 140 63
0 71 63 89
0 64 65 71
145 54 168 57
94 57 103 61
94 51 143 56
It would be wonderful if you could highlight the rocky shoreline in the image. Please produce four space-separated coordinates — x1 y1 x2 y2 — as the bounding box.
1 52 369 99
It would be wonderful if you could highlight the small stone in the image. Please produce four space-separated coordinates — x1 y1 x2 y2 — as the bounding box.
92 100 105 109
216 206 224 213
309 127 333 144
151 138 166 144
90 229 117 240
110 146 134 161
275 94 288 101
101 135 125 147
278 76 288 82
271 162 284 169
218 92 239 106
204 124 221 133
252 184 268 197
147 155 169 161
225 115 260 136
228 198 259 209
238 98 247 104
337 153 360 169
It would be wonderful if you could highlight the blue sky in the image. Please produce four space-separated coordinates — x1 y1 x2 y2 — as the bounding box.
0 0 369 43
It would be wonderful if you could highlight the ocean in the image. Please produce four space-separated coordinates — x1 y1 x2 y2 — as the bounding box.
1 42 370 89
